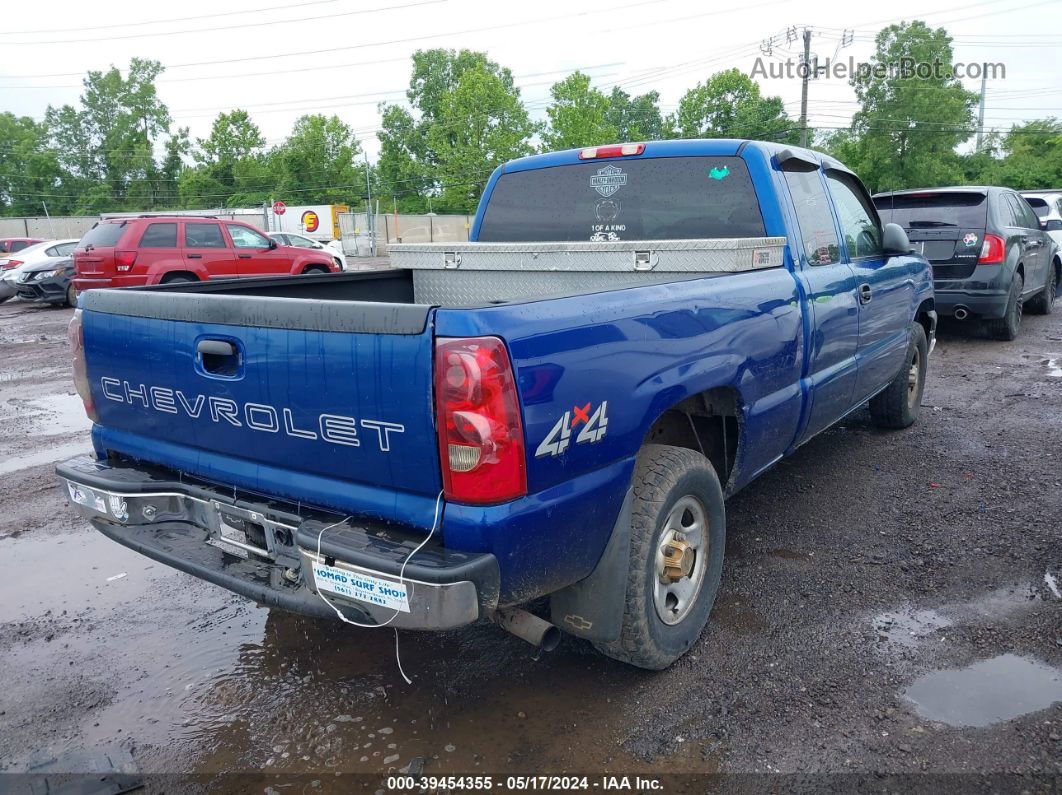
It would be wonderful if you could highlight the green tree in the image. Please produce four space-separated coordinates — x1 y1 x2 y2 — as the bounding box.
183 110 268 207
377 49 538 212
604 87 665 141
840 21 978 192
270 114 365 205
986 119 1062 189
542 72 617 151
157 127 190 207
0 113 72 215
45 58 170 211
670 68 794 141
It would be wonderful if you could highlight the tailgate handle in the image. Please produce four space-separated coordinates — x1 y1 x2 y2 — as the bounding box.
197 340 236 357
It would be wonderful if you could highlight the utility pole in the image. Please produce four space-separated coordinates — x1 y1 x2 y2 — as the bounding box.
799 28 812 148
363 152 375 257
975 73 987 152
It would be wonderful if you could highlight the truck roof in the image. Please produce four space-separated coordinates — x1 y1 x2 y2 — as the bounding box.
499 139 842 175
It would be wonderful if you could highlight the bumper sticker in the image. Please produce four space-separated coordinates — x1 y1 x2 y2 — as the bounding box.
312 561 410 613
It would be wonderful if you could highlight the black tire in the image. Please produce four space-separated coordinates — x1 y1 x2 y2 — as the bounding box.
593 444 726 670
1027 264 1057 315
869 322 928 430
65 283 78 308
987 272 1024 340
161 274 196 285
302 264 331 275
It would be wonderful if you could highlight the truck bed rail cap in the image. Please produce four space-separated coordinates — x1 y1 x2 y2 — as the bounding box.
81 289 431 335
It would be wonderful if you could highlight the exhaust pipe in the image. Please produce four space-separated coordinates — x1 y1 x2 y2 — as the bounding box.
953 306 970 320
493 608 561 652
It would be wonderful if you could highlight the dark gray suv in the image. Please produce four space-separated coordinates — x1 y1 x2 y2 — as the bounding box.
874 187 1058 340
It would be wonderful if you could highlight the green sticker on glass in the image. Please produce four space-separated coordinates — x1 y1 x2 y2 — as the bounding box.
709 165 730 180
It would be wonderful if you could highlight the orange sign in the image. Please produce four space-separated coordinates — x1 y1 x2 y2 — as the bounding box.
301 210 320 233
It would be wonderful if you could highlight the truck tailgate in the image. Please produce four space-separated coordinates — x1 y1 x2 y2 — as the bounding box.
82 291 440 525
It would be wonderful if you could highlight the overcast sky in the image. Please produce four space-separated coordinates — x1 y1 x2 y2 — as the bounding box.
1 0 1060 160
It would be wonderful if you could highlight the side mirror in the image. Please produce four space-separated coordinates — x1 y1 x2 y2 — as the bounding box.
882 222 912 256
267 238 278 250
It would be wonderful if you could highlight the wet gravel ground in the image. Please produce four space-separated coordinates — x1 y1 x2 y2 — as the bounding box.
0 297 1059 790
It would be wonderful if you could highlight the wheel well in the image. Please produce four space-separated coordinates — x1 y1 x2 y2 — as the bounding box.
915 298 935 340
159 271 199 284
1016 262 1025 283
302 263 331 274
1054 256 1061 281
643 388 741 487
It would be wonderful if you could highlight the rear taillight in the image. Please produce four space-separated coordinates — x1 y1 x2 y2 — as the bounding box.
114 250 137 271
3 259 23 270
434 336 526 504
68 309 98 423
578 143 644 159
978 234 1005 265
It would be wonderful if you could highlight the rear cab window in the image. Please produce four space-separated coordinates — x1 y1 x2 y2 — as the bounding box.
477 156 766 242
874 192 988 230
79 222 127 249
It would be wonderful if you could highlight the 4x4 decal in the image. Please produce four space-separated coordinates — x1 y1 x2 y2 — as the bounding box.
535 401 609 458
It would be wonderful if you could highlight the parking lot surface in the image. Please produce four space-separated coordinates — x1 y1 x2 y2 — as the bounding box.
0 298 1059 785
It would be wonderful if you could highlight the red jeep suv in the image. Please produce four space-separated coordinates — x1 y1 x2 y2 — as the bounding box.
73 216 338 293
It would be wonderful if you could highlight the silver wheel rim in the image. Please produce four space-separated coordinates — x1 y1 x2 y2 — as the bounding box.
653 495 709 625
907 347 921 410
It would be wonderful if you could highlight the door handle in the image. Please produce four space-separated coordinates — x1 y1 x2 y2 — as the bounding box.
858 283 873 304
197 339 236 357
238 254 252 258
187 254 202 259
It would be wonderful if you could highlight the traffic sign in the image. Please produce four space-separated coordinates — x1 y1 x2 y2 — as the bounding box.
273 201 286 215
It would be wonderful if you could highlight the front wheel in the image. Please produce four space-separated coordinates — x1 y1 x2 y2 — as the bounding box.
593 444 725 670
65 283 78 308
302 265 331 275
869 322 928 429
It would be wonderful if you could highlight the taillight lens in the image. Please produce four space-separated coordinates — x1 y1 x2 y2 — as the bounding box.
68 309 98 423
115 250 137 271
434 336 526 504
3 259 23 270
978 234 1005 265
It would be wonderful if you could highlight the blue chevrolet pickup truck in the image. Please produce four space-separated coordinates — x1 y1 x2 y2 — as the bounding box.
58 140 934 669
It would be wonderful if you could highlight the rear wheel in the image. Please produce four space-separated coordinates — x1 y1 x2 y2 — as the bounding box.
65 283 78 308
160 273 197 285
1027 265 1057 315
869 322 927 429
593 444 725 670
987 272 1024 340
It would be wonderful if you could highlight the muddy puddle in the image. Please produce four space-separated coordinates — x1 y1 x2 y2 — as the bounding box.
0 392 92 437
1 526 719 778
905 654 1062 728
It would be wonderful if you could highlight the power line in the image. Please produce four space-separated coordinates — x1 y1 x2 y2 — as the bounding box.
3 0 446 47
0 0 342 35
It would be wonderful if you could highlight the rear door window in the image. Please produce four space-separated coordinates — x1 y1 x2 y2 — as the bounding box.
784 169 840 265
874 193 988 229
477 156 766 242
184 223 227 248
139 222 178 248
1009 193 1039 229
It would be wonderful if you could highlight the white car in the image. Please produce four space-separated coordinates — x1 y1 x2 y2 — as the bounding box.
0 238 79 303
1021 191 1062 252
267 232 347 270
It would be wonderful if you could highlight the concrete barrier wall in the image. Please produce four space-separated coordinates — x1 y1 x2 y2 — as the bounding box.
338 213 472 256
0 216 98 240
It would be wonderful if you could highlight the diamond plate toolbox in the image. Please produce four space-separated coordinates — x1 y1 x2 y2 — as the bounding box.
392 238 787 306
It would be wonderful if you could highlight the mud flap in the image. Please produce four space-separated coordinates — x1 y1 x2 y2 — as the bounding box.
549 489 632 642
